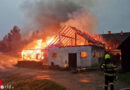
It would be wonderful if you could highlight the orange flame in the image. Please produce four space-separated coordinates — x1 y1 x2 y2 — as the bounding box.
21 36 55 61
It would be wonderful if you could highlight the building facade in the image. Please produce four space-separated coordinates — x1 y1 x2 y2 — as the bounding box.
48 46 104 68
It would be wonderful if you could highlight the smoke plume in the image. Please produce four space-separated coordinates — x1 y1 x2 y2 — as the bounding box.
22 0 97 37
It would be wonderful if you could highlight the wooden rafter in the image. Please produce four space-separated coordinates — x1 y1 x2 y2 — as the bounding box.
48 25 104 47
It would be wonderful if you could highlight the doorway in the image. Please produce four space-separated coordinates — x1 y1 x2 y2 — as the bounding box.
68 53 77 68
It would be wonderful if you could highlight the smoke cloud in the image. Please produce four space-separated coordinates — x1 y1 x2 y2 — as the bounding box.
22 0 97 37
63 9 97 34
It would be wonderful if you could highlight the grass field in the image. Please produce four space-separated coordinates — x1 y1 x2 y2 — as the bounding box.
11 79 66 90
118 72 130 85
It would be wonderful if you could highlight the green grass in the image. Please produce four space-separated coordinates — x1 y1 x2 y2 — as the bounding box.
11 79 66 90
118 72 130 85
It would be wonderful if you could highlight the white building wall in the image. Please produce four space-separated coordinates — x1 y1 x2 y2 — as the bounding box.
48 46 104 68
48 46 92 68
91 47 105 66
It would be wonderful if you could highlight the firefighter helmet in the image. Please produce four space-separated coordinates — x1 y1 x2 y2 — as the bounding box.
105 54 110 60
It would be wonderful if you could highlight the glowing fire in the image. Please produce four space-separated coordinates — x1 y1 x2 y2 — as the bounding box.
47 37 54 45
21 36 55 61
34 40 43 49
22 49 44 61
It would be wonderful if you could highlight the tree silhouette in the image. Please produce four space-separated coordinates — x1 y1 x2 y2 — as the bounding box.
0 26 22 52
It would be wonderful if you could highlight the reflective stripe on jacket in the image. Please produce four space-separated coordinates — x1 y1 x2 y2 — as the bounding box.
101 63 116 76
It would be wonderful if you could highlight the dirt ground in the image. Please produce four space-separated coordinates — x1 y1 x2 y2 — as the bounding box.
0 67 129 90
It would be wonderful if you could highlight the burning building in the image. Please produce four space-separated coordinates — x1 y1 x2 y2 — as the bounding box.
20 0 103 67
21 25 105 68
48 25 105 68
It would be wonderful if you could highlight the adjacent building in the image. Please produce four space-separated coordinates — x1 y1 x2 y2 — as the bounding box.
118 36 130 72
101 31 130 55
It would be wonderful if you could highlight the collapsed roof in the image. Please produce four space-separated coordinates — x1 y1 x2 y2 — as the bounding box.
48 25 104 48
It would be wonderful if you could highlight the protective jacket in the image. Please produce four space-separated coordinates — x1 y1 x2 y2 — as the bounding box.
101 62 116 77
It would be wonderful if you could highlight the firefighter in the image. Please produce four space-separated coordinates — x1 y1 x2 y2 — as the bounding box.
101 53 117 90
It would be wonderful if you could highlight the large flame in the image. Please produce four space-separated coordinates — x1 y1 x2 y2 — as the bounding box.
21 36 55 61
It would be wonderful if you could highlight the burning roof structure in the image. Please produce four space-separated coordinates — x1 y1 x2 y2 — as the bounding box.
48 25 104 48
